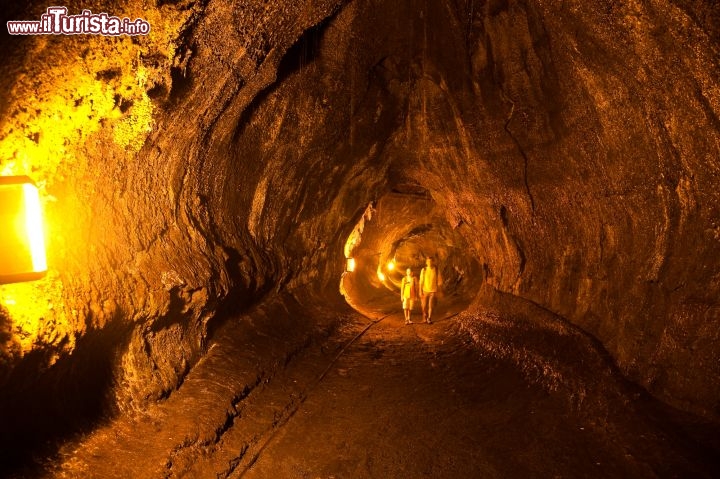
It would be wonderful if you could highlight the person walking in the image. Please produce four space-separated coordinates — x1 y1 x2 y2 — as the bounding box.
400 268 419 325
419 257 441 324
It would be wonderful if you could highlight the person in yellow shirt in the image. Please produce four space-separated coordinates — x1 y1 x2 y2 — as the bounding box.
400 268 419 325
419 257 441 324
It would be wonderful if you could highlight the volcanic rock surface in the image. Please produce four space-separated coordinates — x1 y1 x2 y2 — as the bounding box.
0 0 719 476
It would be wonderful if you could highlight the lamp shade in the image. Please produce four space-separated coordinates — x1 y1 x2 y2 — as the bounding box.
0 176 47 284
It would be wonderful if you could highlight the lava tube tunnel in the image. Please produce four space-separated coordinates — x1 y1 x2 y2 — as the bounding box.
0 0 719 477
340 189 484 319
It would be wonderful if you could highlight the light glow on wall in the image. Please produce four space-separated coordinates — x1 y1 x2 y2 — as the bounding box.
23 183 47 272
346 257 356 272
0 176 47 283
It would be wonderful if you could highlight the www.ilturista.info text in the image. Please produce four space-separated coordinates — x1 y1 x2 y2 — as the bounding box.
7 7 150 36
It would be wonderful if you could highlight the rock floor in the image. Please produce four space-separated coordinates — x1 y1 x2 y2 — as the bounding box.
39 297 720 479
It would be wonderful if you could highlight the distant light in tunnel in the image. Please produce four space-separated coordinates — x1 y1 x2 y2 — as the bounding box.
346 257 356 272
387 259 395 271
0 176 47 284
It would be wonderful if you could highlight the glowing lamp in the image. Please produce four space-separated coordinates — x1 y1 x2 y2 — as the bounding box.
346 257 356 272
0 176 47 284
377 271 386 282
387 260 395 271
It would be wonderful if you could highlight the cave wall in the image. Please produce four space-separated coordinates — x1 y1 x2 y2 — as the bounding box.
463 0 720 418
0 0 718 433
0 0 356 417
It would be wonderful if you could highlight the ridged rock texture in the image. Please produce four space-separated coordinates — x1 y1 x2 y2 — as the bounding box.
0 0 718 470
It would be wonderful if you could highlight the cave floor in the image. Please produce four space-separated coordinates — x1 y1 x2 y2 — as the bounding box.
242 315 646 479
44 298 719 479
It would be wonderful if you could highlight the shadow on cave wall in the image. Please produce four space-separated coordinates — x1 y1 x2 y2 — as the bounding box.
231 10 335 145
0 308 132 476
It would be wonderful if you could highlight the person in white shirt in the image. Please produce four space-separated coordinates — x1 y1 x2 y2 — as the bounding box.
419 257 441 324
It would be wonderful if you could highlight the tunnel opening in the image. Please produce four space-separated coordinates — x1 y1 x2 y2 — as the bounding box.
341 186 483 320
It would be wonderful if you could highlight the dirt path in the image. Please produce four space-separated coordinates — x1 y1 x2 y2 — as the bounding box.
43 300 718 479
236 313 665 478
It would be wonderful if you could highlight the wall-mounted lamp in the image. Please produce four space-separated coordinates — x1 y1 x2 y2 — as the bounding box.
386 259 395 271
0 176 47 284
346 257 356 272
